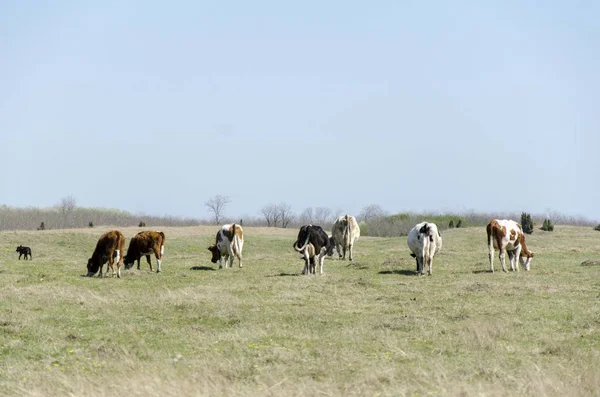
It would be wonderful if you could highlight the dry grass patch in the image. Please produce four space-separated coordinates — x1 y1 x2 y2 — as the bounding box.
1 225 599 396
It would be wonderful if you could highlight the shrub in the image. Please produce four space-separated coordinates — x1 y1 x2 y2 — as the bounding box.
521 213 534 234
139 221 146 227
541 218 554 232
455 219 462 228
594 224 600 232
448 220 454 228
37 222 46 231
88 221 94 228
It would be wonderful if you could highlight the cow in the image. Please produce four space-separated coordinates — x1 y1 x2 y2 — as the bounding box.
124 231 166 273
407 222 442 275
487 219 534 272
328 215 360 261
208 224 244 269
298 242 317 275
16 245 32 260
293 224 331 275
86 230 125 278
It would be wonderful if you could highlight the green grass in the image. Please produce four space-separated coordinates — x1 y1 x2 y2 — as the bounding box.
0 225 599 396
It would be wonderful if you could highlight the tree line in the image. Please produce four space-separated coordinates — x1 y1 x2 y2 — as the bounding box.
0 195 596 236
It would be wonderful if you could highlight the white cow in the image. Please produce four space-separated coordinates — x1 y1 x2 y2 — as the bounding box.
407 222 442 275
486 219 534 272
328 215 360 261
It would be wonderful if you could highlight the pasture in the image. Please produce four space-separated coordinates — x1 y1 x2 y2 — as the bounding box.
0 225 599 396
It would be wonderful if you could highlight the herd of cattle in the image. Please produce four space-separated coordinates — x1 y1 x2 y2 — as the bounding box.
13 216 535 277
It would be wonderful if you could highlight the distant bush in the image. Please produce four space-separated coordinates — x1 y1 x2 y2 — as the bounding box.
448 220 454 228
139 221 146 227
456 219 462 228
594 224 600 232
541 218 554 232
521 213 534 234
37 222 45 231
88 221 94 228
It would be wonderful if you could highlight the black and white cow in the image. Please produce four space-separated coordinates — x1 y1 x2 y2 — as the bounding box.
292 225 331 275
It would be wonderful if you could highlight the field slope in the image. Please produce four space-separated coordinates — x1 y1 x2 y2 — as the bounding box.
0 225 599 396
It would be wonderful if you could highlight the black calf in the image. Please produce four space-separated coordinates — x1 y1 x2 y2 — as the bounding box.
16 245 32 260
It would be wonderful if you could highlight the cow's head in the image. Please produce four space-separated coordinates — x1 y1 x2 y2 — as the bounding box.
208 245 221 263
86 257 99 277
15 245 22 252
519 251 534 271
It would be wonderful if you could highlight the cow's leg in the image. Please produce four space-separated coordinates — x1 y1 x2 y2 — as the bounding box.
507 251 515 271
416 255 423 275
98 264 104 277
318 247 327 274
427 254 433 276
146 255 153 271
488 248 494 273
155 252 162 273
336 243 343 259
499 249 507 272
514 246 522 272
348 243 353 261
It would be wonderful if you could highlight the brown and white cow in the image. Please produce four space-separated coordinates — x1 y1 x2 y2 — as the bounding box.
328 215 361 261
486 219 534 272
124 231 166 273
86 230 126 278
208 224 244 269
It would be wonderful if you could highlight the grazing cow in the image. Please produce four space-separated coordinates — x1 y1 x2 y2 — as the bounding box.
86 230 125 278
16 245 32 260
407 222 442 275
208 224 244 269
293 224 331 275
328 215 361 261
124 231 166 273
487 219 534 272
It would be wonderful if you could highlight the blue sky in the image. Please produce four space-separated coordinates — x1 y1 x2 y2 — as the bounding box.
1 1 599 221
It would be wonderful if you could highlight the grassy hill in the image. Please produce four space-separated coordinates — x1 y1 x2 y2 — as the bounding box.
0 225 599 396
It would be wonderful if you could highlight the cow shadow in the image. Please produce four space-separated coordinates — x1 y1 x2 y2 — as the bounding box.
472 269 492 274
190 266 216 271
267 272 300 277
378 269 417 276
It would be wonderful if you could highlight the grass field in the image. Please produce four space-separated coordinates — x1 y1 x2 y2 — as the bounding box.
0 225 599 396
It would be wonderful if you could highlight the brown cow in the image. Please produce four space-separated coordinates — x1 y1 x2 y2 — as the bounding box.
86 230 126 278
124 231 166 273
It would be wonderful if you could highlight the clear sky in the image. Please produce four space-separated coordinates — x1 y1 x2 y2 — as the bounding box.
1 1 599 221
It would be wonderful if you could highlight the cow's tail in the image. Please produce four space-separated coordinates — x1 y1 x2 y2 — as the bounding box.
116 232 125 265
293 235 310 252
343 215 351 248
232 224 242 258
158 231 166 255
486 223 494 254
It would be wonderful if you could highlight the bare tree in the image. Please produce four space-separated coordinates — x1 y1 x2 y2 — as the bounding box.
333 208 344 220
299 207 314 225
57 195 77 228
359 204 386 222
260 203 280 227
205 195 230 225
277 202 294 228
314 207 332 225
